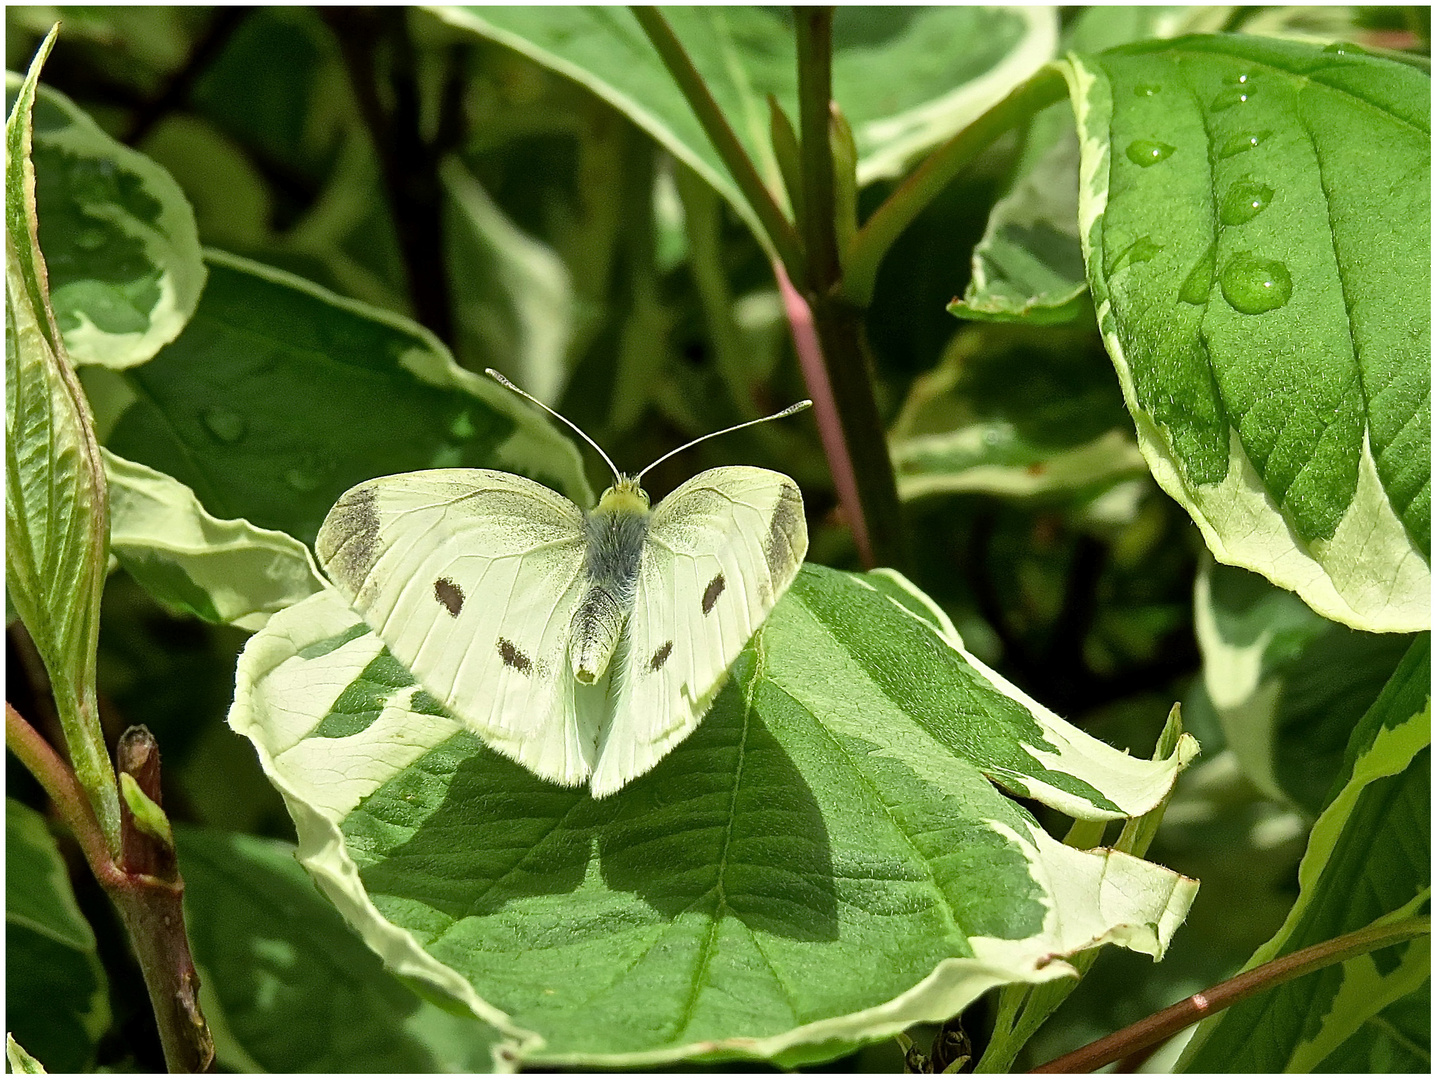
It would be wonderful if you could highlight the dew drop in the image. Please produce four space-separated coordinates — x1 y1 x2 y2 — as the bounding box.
1179 241 1217 305
1209 87 1255 112
1107 235 1163 276
284 452 333 493
1134 83 1162 97
1219 180 1275 226
201 405 247 444
1125 139 1175 167
1322 41 1364 56
1218 130 1270 159
1219 253 1292 314
73 228 107 252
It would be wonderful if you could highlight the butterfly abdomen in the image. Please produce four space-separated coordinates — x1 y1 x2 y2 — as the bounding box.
571 485 650 684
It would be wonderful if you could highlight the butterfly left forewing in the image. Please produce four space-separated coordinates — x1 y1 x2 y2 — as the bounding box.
317 469 602 787
589 466 806 797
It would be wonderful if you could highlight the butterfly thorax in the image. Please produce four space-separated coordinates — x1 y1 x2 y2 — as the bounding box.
570 477 651 684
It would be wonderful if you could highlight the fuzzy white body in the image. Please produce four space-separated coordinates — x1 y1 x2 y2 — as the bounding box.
315 467 806 796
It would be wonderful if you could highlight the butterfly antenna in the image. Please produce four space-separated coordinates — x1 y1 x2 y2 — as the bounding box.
636 400 813 482
485 369 623 485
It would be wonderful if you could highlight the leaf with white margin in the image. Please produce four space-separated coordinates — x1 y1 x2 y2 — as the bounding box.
101 249 592 548
1193 557 1413 813
428 7 1055 253
104 449 324 631
1063 37 1429 633
1179 634 1430 1071
3 73 205 370
229 564 1196 1067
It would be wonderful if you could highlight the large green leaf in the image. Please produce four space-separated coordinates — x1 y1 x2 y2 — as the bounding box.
175 827 502 1071
5 28 121 845
1065 36 1430 632
230 564 1197 1067
1194 558 1414 812
6 799 110 1073
429 7 1056 249
3 73 205 369
100 249 591 548
1179 634 1430 1071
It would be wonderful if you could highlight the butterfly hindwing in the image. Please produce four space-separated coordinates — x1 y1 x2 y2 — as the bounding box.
315 469 602 786
589 466 807 796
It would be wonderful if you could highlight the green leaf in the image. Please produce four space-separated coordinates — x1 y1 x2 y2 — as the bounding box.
430 7 1056 248
3 73 206 369
1194 558 1414 813
229 565 1197 1068
174 827 504 1072
102 249 592 548
1179 635 1430 1071
6 799 110 1073
5 27 122 849
1064 36 1430 632
105 449 324 630
441 156 575 406
890 325 1145 501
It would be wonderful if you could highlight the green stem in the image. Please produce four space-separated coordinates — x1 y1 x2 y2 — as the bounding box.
6 702 121 888
842 65 1068 306
631 6 804 276
1030 916 1431 1073
795 9 838 291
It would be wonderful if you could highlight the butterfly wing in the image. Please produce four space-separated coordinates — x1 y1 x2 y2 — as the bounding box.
589 466 807 797
315 469 604 787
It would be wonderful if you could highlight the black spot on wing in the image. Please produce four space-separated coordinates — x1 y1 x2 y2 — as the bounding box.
434 577 464 616
649 640 674 671
497 637 532 675
764 484 804 582
701 572 726 615
318 485 380 588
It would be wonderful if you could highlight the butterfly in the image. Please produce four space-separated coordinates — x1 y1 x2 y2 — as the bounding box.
315 370 810 797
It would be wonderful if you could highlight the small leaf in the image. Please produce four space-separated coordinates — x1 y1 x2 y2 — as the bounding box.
5 26 122 848
120 771 175 848
6 1034 47 1074
6 799 110 1072
2 72 206 369
229 566 1197 1067
1065 36 1430 632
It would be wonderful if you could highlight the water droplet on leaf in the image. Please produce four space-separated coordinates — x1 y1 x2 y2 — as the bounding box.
1134 83 1162 97
1219 180 1275 226
1125 139 1175 167
1218 131 1270 159
1179 241 1218 305
201 405 247 444
284 452 334 493
1107 235 1163 276
1220 253 1292 314
1209 87 1255 112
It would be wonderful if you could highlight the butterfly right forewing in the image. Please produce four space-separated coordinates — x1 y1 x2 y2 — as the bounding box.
316 469 602 787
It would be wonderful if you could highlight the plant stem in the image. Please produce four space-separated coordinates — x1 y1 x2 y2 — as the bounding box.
842 66 1068 305
6 702 121 887
788 7 906 570
795 9 838 291
1030 916 1431 1073
6 705 214 1071
631 6 804 276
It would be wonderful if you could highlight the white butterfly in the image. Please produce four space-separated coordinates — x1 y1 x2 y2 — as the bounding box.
315 371 810 797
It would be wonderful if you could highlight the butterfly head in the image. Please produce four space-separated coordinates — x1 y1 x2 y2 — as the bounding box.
596 475 650 517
